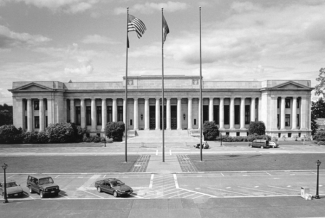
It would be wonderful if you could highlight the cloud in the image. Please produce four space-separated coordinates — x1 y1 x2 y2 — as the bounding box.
64 58 94 75
114 1 188 15
81 34 119 45
0 25 51 48
230 1 261 13
1 0 101 13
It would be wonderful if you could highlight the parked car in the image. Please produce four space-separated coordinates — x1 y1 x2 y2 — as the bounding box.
269 141 279 148
95 178 133 197
27 175 60 198
249 139 269 149
0 180 24 198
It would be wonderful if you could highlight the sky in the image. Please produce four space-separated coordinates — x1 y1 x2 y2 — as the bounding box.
0 0 324 105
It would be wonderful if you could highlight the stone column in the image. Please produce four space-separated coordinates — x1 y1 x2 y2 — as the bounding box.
280 97 285 130
70 99 75 123
301 97 307 130
251 98 255 122
112 98 117 122
39 99 44 132
123 98 126 123
134 98 138 130
188 98 192 129
219 98 224 129
27 99 33 132
292 97 297 130
144 98 149 130
177 98 182 130
91 98 96 131
80 98 86 128
230 97 235 129
198 98 202 129
101 98 107 132
240 98 245 129
167 98 171 130
156 98 160 130
209 98 214 122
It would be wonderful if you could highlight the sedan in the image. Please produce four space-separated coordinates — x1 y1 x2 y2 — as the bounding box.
95 178 133 197
269 141 279 148
0 180 24 198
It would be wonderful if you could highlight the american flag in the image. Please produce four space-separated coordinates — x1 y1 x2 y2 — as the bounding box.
128 15 146 38
162 14 169 43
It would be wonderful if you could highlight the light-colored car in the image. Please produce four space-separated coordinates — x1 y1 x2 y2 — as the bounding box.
0 180 24 198
269 141 279 148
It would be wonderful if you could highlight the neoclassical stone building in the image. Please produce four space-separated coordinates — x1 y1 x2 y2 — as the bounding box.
9 75 312 138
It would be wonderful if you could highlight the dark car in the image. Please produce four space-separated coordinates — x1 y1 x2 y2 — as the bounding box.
0 180 24 198
27 175 60 198
249 139 269 149
95 178 133 197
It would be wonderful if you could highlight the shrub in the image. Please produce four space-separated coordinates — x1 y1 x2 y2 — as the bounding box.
203 121 219 141
0 125 23 144
105 122 125 142
71 123 88 142
317 141 325 145
216 134 271 142
313 131 325 141
22 132 38 144
248 121 266 135
37 132 49 143
45 123 75 143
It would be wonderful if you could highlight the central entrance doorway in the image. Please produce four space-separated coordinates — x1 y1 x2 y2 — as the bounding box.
149 106 155 130
171 105 177 129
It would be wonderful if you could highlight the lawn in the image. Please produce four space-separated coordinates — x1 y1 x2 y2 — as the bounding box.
0 155 139 173
188 153 325 171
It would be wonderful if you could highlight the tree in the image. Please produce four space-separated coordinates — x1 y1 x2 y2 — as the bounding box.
0 104 13 126
105 122 125 142
248 121 266 135
311 98 324 135
203 121 219 141
315 68 325 96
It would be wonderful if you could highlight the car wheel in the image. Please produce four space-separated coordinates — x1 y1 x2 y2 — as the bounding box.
97 187 101 193
29 187 33 193
40 191 44 198
113 191 118 198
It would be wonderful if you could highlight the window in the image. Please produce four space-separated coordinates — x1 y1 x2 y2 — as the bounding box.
285 114 290 127
34 101 39 110
285 99 290 108
288 133 292 138
297 114 300 127
76 106 81 125
34 116 39 128
25 116 27 129
44 99 48 110
277 98 280 109
194 119 196 125
297 99 300 108
277 114 280 128
234 105 240 125
224 105 229 125
97 106 102 125
117 106 123 122
107 106 112 122
130 119 133 126
24 100 27 111
86 106 91 125
236 132 240 136
245 105 250 124
45 116 48 127
226 132 229 136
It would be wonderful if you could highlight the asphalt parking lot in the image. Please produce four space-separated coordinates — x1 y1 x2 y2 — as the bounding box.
2 170 324 202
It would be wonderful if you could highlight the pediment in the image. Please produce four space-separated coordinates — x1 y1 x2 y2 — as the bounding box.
12 82 53 92
272 81 310 90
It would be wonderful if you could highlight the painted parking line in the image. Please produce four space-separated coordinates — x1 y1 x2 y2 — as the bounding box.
238 186 286 195
208 187 251 196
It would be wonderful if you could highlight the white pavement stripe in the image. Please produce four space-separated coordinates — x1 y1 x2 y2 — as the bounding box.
178 187 216 198
173 174 179 189
237 186 286 195
149 174 154 188
80 190 104 199
268 185 299 192
209 188 251 196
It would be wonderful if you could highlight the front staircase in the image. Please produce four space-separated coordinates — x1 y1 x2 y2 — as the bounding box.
126 129 199 144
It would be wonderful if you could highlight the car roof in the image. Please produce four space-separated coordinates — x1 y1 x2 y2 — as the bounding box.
28 175 53 179
97 178 121 183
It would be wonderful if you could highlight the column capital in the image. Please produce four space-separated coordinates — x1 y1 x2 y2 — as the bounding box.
133 97 138 100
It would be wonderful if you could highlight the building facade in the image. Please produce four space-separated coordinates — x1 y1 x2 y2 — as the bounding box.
9 75 313 138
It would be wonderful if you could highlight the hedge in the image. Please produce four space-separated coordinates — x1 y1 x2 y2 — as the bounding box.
216 134 271 142
105 122 125 142
203 121 219 141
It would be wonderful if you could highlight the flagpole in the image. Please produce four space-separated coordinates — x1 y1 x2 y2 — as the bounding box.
125 7 129 163
162 8 165 162
199 6 203 161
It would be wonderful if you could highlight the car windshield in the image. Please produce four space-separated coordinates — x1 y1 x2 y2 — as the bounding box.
6 182 17 188
110 180 124 187
39 177 54 185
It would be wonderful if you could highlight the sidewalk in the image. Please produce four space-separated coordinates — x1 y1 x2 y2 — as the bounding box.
146 154 182 173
